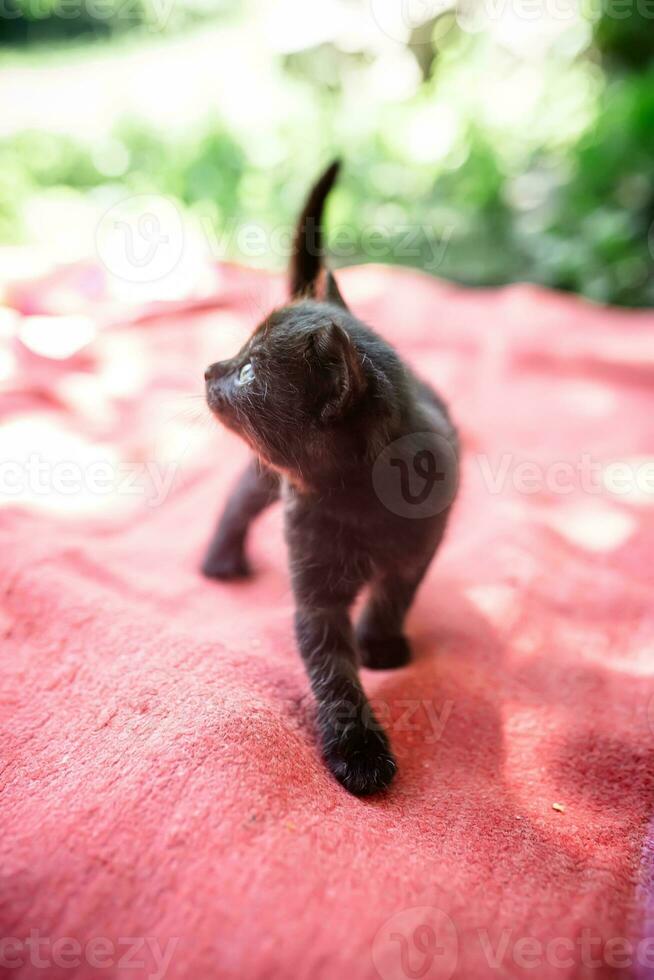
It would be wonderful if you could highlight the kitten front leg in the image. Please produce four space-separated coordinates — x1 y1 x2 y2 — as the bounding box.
294 602 397 795
202 457 279 579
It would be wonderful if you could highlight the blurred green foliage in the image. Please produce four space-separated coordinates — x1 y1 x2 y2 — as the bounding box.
533 68 654 305
0 5 653 306
0 0 223 42
1 0 143 42
593 3 654 69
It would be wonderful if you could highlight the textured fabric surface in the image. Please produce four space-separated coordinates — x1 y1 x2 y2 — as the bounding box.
1 265 653 980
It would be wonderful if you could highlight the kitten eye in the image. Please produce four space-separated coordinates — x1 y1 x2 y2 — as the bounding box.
237 362 255 386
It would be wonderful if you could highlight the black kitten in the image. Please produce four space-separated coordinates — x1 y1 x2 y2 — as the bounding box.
203 162 458 795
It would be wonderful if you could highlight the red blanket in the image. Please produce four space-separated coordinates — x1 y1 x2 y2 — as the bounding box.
2 265 653 980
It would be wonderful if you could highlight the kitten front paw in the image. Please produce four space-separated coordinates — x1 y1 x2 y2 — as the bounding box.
323 721 397 796
358 631 411 670
201 547 250 580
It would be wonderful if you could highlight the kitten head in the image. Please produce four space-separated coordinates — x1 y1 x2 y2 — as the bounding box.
204 162 394 482
205 299 368 477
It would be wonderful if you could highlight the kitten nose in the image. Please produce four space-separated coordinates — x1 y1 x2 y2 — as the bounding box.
204 362 222 382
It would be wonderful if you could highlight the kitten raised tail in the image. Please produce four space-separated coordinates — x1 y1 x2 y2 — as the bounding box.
290 159 342 300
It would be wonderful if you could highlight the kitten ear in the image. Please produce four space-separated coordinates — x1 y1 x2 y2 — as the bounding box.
310 322 366 422
324 270 349 310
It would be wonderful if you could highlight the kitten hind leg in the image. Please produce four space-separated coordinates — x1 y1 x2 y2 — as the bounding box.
356 560 430 670
202 457 279 580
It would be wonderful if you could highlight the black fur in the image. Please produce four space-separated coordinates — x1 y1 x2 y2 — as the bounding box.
203 162 458 796
289 159 340 299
